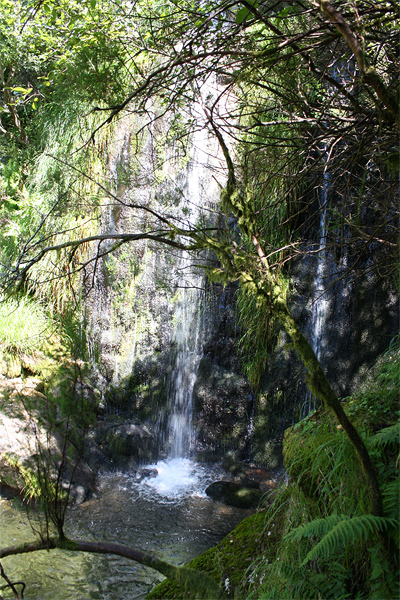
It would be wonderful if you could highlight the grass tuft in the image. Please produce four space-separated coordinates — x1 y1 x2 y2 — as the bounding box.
0 297 52 356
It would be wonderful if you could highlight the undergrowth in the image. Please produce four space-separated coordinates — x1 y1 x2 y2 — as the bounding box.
0 99 110 310
246 340 399 600
0 297 51 357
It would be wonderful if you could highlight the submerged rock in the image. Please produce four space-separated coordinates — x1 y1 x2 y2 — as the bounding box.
134 467 158 482
205 480 264 509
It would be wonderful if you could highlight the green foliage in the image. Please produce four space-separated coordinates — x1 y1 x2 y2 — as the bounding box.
0 296 51 356
284 410 366 511
0 100 109 304
370 423 400 447
236 273 290 389
44 310 96 428
236 285 276 389
345 339 400 430
242 342 400 600
0 0 139 307
287 513 398 566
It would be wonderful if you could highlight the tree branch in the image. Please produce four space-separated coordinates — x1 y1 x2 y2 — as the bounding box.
316 0 399 120
0 537 228 600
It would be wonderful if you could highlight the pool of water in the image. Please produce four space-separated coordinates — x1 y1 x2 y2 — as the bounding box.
0 459 252 599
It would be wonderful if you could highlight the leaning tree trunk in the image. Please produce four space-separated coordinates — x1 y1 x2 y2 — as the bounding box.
275 299 383 517
0 537 228 600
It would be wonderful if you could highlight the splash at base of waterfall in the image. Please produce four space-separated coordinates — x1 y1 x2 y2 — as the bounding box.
139 458 225 501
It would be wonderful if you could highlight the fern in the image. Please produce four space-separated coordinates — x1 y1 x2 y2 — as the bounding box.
382 480 400 524
285 513 343 543
286 514 398 566
370 423 400 446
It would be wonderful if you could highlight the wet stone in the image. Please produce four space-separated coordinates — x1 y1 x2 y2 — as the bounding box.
205 480 264 509
134 468 158 482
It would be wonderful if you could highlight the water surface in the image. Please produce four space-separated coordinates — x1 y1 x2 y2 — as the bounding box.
0 459 252 599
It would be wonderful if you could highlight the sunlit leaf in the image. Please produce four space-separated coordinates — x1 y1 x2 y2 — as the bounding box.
236 7 249 24
9 86 32 94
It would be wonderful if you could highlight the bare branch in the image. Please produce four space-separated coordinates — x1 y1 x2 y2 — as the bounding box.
315 0 399 119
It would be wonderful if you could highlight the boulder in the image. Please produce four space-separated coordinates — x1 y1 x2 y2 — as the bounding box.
92 419 156 467
205 480 264 509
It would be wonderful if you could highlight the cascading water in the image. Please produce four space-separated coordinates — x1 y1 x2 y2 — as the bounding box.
138 81 225 494
167 284 202 458
303 170 331 415
309 172 330 363
165 124 213 459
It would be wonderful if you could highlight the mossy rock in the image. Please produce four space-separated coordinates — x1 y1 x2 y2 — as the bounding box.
146 508 285 599
106 430 130 456
205 481 264 509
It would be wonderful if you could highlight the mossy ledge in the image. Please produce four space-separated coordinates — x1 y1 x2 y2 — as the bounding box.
146 507 285 599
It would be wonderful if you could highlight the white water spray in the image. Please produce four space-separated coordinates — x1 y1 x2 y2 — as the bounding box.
310 175 330 362
304 171 331 415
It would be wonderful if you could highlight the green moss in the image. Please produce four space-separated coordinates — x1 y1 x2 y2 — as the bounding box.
146 509 285 599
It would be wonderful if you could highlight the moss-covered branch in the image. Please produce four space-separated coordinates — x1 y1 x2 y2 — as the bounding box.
0 537 228 600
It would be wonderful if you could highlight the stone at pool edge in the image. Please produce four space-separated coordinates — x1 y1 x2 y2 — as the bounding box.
205 480 264 509
134 467 158 482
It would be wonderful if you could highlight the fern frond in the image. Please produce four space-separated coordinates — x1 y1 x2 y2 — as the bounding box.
301 515 398 565
285 514 343 543
370 423 400 447
382 480 400 523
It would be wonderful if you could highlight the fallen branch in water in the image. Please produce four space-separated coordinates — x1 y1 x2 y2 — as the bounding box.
0 537 228 600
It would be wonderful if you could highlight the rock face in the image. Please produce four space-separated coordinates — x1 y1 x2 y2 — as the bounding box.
84 113 225 460
81 114 398 471
193 355 252 460
0 378 96 504
291 255 399 399
90 419 156 468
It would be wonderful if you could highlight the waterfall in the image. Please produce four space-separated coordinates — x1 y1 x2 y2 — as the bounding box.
167 283 204 457
165 114 216 458
304 171 330 415
310 173 330 363
86 79 225 467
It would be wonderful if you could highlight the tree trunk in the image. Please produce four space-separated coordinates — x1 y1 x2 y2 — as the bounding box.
276 300 383 517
